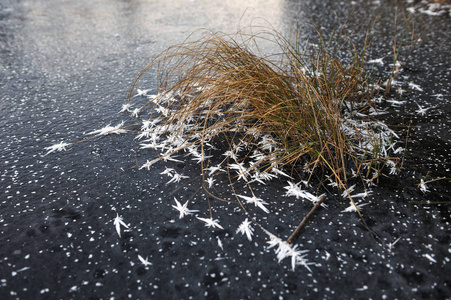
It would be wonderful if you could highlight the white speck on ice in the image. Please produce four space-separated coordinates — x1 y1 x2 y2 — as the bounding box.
367 58 384 65
217 236 223 250
69 286 78 292
424 254 437 263
138 254 152 266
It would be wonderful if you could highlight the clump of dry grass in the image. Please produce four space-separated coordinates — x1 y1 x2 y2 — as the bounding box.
126 24 400 194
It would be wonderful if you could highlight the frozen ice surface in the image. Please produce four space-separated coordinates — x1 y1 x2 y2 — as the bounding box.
1 0 450 299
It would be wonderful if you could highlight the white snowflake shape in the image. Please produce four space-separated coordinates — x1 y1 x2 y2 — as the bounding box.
237 195 269 213
236 218 254 241
113 213 129 238
44 141 70 155
172 197 199 219
196 217 224 230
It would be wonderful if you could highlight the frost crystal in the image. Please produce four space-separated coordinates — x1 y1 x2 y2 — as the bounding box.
265 231 311 272
236 218 254 241
87 121 127 136
138 255 152 266
44 141 70 155
419 179 429 193
196 217 224 230
237 195 269 213
113 213 129 238
172 197 199 219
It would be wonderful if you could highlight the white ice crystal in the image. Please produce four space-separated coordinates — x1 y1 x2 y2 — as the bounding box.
237 195 269 213
172 197 199 219
44 141 70 155
138 255 152 266
236 218 254 241
87 121 127 136
265 231 311 272
196 217 224 230
113 213 129 238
